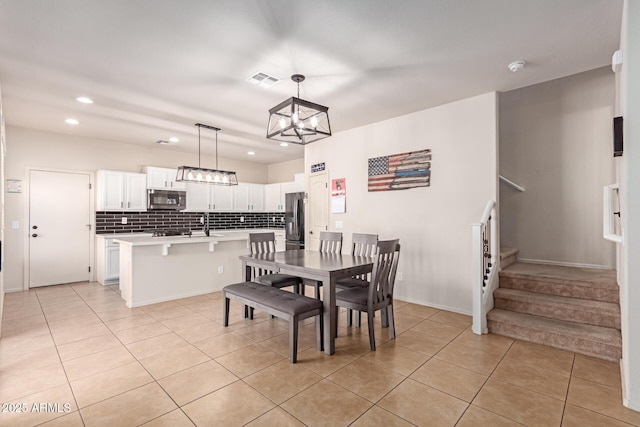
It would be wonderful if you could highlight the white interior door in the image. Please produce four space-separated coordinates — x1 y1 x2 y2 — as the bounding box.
307 171 329 251
29 170 91 287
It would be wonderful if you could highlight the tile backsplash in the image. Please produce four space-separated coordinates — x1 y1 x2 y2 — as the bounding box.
96 211 285 234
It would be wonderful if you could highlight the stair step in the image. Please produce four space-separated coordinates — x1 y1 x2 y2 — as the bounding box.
487 309 621 362
500 247 519 259
494 288 621 329
499 262 618 303
500 247 519 269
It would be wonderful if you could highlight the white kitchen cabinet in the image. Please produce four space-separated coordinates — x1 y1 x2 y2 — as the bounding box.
234 183 264 211
212 185 235 211
185 182 210 211
264 183 281 211
185 183 236 211
265 181 297 212
125 173 147 210
97 233 154 285
106 245 120 280
144 166 186 190
97 170 147 211
96 236 120 284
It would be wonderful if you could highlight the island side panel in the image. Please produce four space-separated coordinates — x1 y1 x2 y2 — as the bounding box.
127 240 247 307
118 242 134 307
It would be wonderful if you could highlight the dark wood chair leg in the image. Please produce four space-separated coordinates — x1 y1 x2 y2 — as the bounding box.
381 307 389 328
387 305 396 339
367 309 376 351
223 297 230 326
316 313 324 351
290 317 298 363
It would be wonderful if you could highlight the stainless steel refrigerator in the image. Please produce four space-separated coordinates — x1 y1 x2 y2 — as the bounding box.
285 192 305 250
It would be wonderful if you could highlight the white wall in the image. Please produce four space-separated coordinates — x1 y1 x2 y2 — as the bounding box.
619 0 640 411
500 67 616 268
267 158 304 183
3 126 270 292
305 92 498 314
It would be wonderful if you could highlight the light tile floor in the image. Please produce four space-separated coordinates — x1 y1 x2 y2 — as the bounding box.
1 282 639 426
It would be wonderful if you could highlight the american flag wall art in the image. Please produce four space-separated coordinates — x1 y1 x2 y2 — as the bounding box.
368 149 431 192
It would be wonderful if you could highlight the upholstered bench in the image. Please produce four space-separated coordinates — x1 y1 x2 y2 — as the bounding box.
222 282 323 363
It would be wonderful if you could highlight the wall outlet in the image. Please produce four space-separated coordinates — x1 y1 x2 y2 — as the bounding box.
200 216 204 224
335 220 344 229
397 272 403 281
240 216 244 223
11 221 19 230
217 266 224 274
272 217 276 222
121 217 127 225
280 217 284 222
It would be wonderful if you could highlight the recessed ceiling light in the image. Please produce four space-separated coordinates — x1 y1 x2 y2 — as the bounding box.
169 137 179 143
65 118 79 125
280 142 289 147
76 97 93 104
247 151 255 156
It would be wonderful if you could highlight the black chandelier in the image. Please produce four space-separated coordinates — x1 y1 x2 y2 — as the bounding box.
266 74 331 145
176 123 238 185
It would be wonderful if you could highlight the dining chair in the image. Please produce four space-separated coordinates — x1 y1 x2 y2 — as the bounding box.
336 233 378 326
335 239 401 351
246 232 302 318
301 231 343 299
318 231 343 253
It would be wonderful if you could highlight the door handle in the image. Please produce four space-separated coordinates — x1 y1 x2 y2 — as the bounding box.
32 234 38 238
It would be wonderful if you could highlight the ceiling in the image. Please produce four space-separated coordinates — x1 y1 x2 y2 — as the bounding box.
0 0 623 165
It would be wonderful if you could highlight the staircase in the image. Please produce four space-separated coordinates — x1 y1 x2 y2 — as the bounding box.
487 250 621 362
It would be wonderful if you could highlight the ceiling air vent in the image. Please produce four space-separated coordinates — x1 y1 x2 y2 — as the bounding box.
247 71 279 88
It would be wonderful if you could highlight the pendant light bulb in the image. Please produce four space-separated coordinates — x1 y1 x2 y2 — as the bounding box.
187 170 194 180
279 117 286 129
311 116 318 128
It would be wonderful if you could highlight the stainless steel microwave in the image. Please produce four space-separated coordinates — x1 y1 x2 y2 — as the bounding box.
147 189 186 210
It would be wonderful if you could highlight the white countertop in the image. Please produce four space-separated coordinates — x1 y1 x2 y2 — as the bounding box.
113 228 284 247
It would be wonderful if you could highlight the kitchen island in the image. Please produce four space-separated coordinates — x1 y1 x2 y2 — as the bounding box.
114 229 284 308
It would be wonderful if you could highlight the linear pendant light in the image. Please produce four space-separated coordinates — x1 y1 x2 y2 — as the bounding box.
266 74 331 145
175 123 238 185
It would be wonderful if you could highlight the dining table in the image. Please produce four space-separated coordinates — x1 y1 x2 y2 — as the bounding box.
239 249 374 355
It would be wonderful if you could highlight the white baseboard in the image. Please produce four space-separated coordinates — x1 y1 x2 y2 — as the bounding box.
517 258 615 271
395 295 471 317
